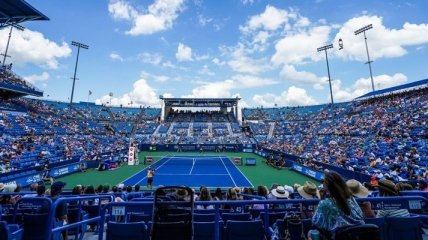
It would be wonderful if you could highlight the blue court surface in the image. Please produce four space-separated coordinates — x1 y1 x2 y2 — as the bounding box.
122 156 253 188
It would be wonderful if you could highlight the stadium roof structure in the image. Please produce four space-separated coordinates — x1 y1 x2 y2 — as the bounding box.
355 78 428 100
160 97 241 107
0 0 49 28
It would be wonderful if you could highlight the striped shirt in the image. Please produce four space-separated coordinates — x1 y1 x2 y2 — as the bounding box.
376 209 410 217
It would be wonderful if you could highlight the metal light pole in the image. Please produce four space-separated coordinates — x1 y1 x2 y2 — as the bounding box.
317 44 334 104
109 92 113 107
70 41 89 104
1 24 24 66
355 24 375 92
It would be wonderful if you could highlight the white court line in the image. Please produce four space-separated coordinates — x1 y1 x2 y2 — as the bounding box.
189 158 196 174
220 157 237 187
134 156 173 186
156 173 230 176
223 156 254 188
121 155 170 183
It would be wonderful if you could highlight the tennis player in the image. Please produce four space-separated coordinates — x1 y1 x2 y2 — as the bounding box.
147 168 155 190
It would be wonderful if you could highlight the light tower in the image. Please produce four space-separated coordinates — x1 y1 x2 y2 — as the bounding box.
317 44 334 104
355 24 375 92
69 41 89 104
1 24 24 66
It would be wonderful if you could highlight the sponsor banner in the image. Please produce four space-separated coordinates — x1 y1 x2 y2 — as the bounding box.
291 163 324 181
50 163 80 178
5 174 42 187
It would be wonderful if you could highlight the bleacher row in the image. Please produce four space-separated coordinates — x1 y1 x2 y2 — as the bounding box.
0 188 427 240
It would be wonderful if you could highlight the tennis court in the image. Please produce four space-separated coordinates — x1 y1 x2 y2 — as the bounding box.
122 155 253 188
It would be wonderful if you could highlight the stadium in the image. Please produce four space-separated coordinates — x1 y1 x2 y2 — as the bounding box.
0 0 428 240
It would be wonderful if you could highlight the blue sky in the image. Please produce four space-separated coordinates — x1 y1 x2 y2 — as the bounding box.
2 0 428 107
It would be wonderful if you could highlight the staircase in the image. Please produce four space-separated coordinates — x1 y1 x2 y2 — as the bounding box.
268 122 275 139
130 108 146 137
208 122 213 137
105 107 116 121
167 122 175 134
226 123 233 135
188 122 193 137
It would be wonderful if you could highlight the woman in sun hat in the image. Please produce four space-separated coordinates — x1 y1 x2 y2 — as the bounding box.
346 179 375 218
271 186 289 209
297 181 320 218
297 181 320 199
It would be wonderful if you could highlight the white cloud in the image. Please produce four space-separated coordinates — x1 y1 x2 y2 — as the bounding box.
240 5 291 33
96 78 160 107
109 52 124 62
241 0 255 5
252 86 318 107
212 58 226 66
139 52 163 65
331 73 408 102
271 25 331 65
108 0 136 20
184 75 277 98
334 15 428 61
140 71 170 82
108 0 185 36
23 72 50 84
280 64 328 87
198 14 213 26
0 28 71 69
176 42 193 61
198 65 215 76
227 43 269 74
184 80 234 98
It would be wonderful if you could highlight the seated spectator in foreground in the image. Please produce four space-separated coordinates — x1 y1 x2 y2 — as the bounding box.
311 171 364 239
271 186 289 209
346 179 375 218
50 181 68 240
195 186 213 209
252 185 269 209
297 181 320 218
376 179 410 217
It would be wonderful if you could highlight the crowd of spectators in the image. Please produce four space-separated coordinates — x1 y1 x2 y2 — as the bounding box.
246 87 428 181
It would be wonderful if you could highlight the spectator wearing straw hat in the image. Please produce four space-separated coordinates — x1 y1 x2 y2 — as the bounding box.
271 186 289 209
346 179 375 218
377 179 410 217
297 182 320 199
297 182 320 218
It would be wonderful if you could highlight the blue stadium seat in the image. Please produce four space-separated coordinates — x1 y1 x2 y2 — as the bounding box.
0 221 23 240
193 221 224 240
258 211 286 227
386 216 422 240
364 217 386 240
193 213 216 222
128 213 152 223
221 212 251 222
335 224 380 240
151 221 190 240
106 221 148 240
224 220 264 240
22 213 50 240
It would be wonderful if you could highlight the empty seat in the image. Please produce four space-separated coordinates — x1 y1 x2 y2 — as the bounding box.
335 224 380 240
193 221 224 240
106 221 148 240
365 217 386 240
259 211 286 227
386 216 422 240
221 212 251 222
224 220 264 240
151 221 191 240
22 214 50 240
193 213 216 222
0 221 23 240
